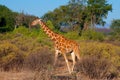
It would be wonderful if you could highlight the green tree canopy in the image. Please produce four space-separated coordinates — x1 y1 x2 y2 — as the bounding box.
0 5 16 32
110 19 120 40
0 5 37 33
110 19 120 33
86 0 112 28
42 0 112 32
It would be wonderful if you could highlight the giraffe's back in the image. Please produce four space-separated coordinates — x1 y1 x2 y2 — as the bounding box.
54 35 79 54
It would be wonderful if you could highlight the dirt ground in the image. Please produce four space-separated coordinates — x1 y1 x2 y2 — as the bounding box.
0 47 119 80
0 71 35 80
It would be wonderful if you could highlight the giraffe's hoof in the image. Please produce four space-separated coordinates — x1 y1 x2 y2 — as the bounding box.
71 71 77 75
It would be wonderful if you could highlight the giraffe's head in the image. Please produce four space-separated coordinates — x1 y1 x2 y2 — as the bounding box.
31 18 42 26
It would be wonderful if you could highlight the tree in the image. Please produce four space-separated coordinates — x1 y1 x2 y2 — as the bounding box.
42 4 84 31
110 19 120 34
42 0 112 32
0 5 37 32
0 5 15 32
86 0 112 28
68 0 112 30
110 19 120 40
15 12 37 28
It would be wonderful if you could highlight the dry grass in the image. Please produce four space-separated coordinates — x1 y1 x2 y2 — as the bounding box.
75 55 113 79
23 47 54 71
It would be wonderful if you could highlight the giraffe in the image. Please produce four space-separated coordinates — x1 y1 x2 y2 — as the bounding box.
31 18 80 74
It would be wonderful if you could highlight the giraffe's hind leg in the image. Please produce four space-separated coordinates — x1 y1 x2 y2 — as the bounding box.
71 51 76 72
74 46 80 60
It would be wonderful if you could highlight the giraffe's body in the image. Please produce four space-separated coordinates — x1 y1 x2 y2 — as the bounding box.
31 19 80 74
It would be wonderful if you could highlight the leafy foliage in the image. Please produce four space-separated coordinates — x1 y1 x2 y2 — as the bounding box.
64 31 80 40
0 5 16 32
110 19 120 40
81 29 105 41
110 19 120 31
42 0 112 32
63 29 104 41
86 0 112 27
0 5 37 33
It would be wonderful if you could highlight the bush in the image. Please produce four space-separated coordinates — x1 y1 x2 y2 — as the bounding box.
24 47 54 71
79 41 120 79
13 26 30 36
75 56 112 79
0 41 25 71
64 31 80 40
0 26 32 40
13 26 52 47
81 29 105 41
63 30 105 41
109 32 120 41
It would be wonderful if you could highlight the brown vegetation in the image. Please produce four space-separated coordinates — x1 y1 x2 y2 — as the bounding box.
75 56 113 79
0 28 120 80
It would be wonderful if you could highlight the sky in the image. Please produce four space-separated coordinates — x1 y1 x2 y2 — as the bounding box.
0 0 120 26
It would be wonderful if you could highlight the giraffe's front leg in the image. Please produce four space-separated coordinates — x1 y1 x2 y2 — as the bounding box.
63 53 71 74
54 50 59 66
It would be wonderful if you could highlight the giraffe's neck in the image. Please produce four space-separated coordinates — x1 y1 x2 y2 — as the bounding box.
38 20 57 40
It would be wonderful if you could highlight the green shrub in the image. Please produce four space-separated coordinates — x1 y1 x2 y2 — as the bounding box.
0 26 30 40
64 31 80 40
81 30 105 41
109 32 120 41
16 25 52 47
13 26 30 36
62 30 104 41
29 28 40 38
